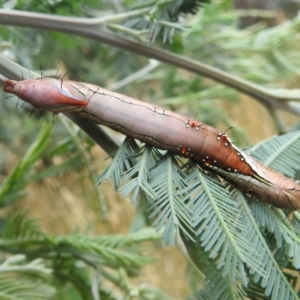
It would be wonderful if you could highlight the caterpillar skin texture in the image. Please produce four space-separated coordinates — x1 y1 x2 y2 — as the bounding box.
4 78 300 211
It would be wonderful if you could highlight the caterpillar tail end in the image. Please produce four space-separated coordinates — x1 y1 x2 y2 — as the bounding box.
3 78 88 112
53 90 88 107
3 79 17 94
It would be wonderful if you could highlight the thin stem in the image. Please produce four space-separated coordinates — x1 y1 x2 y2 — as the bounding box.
88 7 150 23
0 9 300 115
107 59 160 91
269 109 288 134
107 23 146 40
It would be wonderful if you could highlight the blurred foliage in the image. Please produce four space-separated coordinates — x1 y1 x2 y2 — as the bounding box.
5 0 99 14
185 1 300 82
1 0 300 299
0 210 164 300
98 134 300 299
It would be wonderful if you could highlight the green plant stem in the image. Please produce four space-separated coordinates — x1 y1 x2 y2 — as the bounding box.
1 9 300 115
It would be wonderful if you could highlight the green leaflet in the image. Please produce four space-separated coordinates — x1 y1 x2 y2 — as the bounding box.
0 122 52 206
247 131 300 177
0 255 54 300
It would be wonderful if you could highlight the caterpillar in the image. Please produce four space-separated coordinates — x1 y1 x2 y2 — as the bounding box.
3 78 300 211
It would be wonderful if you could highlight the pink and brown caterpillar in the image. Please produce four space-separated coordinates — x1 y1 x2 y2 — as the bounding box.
3 78 300 211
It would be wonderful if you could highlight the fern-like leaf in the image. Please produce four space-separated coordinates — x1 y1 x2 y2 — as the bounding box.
147 153 194 245
0 122 52 206
97 132 300 299
2 211 42 240
119 144 158 203
247 131 300 177
97 137 139 190
186 165 263 284
233 191 299 300
252 202 300 268
0 255 54 300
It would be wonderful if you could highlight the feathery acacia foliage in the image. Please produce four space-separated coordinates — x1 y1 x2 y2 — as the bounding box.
97 132 300 299
0 210 163 299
